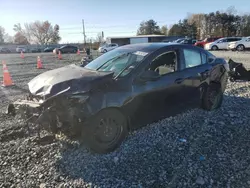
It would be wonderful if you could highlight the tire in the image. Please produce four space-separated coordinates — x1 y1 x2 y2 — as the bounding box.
236 44 245 51
211 45 218 51
103 49 107 53
229 77 236 82
201 83 223 111
82 108 128 154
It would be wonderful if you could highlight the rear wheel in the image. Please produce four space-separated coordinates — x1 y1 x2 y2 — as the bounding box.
201 83 223 111
82 108 128 154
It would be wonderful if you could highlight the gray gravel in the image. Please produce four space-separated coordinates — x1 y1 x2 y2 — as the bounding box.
1 51 250 187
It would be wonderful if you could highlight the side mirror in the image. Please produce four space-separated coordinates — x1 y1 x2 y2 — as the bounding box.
140 70 160 81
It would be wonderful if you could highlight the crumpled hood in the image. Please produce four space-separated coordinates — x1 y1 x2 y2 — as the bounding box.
28 64 114 99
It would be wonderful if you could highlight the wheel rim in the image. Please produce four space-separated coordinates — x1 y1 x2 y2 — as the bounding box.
209 90 222 110
212 46 217 50
94 117 123 145
237 45 243 51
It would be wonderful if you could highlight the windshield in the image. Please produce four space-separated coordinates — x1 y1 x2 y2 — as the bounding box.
84 48 148 77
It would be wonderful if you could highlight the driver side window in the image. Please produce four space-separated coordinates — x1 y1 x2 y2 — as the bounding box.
148 51 177 76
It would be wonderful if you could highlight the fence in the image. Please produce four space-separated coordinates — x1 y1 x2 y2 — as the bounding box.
0 43 99 53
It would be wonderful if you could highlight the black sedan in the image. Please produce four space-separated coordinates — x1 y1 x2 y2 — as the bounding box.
8 43 229 154
43 47 55 52
55 45 78 54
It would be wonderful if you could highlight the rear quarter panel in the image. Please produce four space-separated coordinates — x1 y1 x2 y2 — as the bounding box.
209 58 229 92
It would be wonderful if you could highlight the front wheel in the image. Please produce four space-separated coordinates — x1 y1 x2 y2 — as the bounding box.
82 108 128 154
211 45 218 51
236 44 245 51
201 83 223 111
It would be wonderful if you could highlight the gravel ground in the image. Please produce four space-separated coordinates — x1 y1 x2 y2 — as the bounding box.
1 51 250 187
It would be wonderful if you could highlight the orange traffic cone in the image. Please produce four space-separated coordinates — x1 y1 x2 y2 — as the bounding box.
37 56 43 69
77 49 80 55
58 51 62 60
2 61 14 87
20 51 24 59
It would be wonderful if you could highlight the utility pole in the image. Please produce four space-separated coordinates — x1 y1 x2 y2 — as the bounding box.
102 31 104 41
82 19 86 46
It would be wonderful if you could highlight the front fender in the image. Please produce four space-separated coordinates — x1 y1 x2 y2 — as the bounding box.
83 91 134 118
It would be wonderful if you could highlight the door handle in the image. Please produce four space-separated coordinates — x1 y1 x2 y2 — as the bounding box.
175 78 184 84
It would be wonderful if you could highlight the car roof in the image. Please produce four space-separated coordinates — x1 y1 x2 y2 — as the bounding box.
117 43 188 53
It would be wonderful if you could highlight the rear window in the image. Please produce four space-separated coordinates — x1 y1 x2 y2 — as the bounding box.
228 38 242 42
183 49 202 68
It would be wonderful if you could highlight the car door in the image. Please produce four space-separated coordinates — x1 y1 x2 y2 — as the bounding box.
217 38 228 49
63 46 69 53
131 46 192 116
180 46 213 106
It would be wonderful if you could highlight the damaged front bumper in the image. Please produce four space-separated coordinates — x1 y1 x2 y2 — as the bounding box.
7 95 87 138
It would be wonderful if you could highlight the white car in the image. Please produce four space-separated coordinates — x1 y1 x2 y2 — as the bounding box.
16 46 26 53
98 43 118 53
204 37 242 51
227 36 250 51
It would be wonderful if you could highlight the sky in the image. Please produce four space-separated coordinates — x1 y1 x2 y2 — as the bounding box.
0 0 249 43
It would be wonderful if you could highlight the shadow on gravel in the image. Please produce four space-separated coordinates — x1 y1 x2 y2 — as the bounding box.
55 94 250 187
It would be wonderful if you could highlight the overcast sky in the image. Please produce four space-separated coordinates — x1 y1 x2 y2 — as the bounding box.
0 0 249 43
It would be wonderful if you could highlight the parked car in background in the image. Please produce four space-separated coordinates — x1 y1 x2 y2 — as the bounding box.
194 37 222 48
30 48 42 53
16 46 26 53
174 38 186 43
98 43 118 53
8 43 229 153
55 45 78 54
44 47 55 52
228 36 250 51
0 47 11 53
180 38 197 45
204 37 242 50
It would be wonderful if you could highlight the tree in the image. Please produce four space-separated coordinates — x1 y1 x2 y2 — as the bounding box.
14 32 29 44
96 32 103 43
184 6 250 39
168 23 183 36
13 21 61 44
168 19 197 38
4 34 14 43
137 19 162 35
161 25 168 35
0 26 5 44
